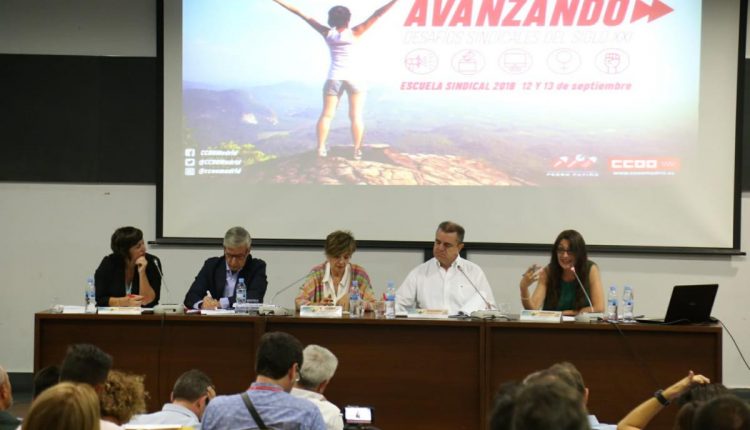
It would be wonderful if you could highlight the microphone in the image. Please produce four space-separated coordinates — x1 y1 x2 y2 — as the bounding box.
152 257 169 293
570 266 601 322
456 265 504 319
259 272 310 316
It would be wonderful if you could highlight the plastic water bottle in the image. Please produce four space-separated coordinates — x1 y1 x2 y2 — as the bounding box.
85 277 96 314
605 285 618 321
235 277 248 314
385 280 396 319
622 285 635 323
349 281 362 318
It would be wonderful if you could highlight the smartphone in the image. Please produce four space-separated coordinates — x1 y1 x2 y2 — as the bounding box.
344 406 373 424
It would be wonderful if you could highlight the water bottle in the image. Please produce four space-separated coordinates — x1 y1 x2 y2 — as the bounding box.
605 285 618 321
385 280 396 319
85 277 96 314
349 281 362 318
235 277 248 314
621 285 635 323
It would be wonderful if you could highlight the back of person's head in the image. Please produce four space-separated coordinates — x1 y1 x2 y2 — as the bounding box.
110 226 143 259
692 395 750 430
677 382 730 406
255 332 303 379
328 6 351 27
33 365 60 399
172 369 213 402
99 370 147 425
59 344 113 388
298 345 338 390
489 381 520 430
523 365 586 402
23 382 101 430
513 379 589 430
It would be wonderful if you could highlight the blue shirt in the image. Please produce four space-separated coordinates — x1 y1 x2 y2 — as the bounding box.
202 382 325 430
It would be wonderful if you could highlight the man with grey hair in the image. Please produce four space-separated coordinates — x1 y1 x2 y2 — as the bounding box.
0 365 21 430
291 345 344 430
129 369 215 429
184 226 268 309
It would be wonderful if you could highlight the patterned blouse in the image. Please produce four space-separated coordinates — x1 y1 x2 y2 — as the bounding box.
295 262 377 311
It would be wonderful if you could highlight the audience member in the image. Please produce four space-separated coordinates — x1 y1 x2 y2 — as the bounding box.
22 382 101 430
59 343 113 394
292 345 344 430
32 365 60 399
692 395 750 430
0 365 20 430
617 370 710 430
129 369 214 429
99 370 147 428
396 221 496 315
184 226 268 310
202 332 325 429
524 362 615 429
488 381 520 430
513 378 590 430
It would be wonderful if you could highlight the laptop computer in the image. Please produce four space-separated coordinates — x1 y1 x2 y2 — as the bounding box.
636 284 718 324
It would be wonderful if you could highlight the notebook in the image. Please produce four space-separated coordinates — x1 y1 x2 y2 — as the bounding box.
636 284 718 324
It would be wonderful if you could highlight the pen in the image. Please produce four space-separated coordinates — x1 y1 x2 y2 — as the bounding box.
206 291 213 299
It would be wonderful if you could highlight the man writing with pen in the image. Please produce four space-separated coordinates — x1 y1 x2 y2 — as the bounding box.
183 227 268 310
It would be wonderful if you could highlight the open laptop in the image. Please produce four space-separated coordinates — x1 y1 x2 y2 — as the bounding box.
636 284 718 324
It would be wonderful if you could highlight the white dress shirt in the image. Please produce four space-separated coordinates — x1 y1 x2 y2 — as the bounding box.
321 262 352 305
291 387 344 430
129 403 201 429
396 256 496 315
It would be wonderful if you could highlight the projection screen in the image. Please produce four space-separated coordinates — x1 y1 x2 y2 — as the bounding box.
161 0 744 250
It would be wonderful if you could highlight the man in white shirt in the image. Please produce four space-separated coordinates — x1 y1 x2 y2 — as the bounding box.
291 345 344 430
396 221 496 315
129 369 215 430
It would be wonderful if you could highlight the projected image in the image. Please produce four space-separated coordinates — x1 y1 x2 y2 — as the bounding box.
181 0 698 185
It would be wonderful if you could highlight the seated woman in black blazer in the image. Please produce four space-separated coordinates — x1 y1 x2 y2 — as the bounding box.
94 226 161 307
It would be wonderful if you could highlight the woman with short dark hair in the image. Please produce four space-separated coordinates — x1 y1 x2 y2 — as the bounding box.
94 226 161 307
295 230 376 311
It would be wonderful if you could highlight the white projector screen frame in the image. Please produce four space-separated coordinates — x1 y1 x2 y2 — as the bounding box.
159 0 744 252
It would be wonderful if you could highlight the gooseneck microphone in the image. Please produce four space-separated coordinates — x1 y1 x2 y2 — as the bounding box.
259 272 310 316
570 266 594 313
152 257 168 293
457 265 504 319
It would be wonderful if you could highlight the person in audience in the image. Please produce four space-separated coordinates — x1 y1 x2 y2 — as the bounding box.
32 365 60 399
270 0 400 161
99 370 147 428
202 332 325 429
292 345 344 430
184 226 268 310
617 370 710 430
672 382 731 430
513 378 590 430
519 229 604 315
128 369 215 429
396 221 496 315
0 365 20 430
59 344 113 395
488 381 520 430
692 395 750 430
95 226 161 307
22 382 101 430
524 362 615 430
295 230 376 312
59 344 117 430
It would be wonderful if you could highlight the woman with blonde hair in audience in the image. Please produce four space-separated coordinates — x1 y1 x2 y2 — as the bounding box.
23 382 101 430
99 370 148 428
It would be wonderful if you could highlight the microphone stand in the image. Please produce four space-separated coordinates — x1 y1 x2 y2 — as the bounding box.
457 265 505 319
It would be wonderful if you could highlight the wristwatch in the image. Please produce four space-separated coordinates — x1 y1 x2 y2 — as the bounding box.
654 389 670 406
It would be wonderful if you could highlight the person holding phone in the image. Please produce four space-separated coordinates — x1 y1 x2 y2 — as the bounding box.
519 229 604 316
94 226 161 307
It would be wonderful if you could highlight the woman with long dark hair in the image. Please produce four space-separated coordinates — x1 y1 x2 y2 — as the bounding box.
519 230 604 315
